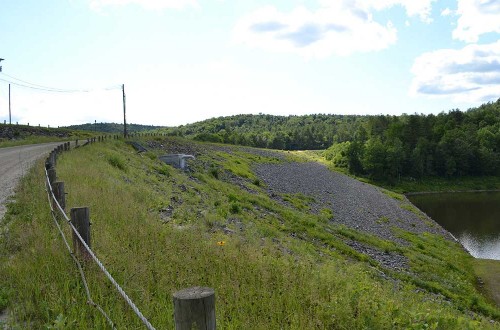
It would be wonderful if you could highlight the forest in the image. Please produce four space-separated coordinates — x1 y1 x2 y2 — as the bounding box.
164 113 366 150
325 99 500 181
165 99 500 182
64 122 159 133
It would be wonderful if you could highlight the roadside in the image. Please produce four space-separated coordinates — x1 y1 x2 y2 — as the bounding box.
0 142 66 220
0 142 69 328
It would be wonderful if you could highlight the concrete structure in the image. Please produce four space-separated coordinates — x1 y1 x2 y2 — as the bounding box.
159 154 195 170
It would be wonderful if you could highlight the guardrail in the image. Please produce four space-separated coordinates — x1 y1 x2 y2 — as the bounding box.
42 137 216 330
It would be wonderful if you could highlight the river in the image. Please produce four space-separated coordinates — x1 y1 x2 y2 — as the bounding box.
407 191 500 260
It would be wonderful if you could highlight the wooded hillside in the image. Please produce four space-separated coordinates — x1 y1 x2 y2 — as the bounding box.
326 99 500 181
164 99 500 181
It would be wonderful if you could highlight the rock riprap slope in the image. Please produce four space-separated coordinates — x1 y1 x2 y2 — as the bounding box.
255 161 450 244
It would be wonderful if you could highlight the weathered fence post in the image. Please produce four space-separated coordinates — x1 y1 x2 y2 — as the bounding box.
47 168 57 187
53 181 66 210
45 156 54 170
173 287 216 330
50 151 56 167
70 207 91 260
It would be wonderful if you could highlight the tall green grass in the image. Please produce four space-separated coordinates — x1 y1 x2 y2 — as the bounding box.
1 139 499 329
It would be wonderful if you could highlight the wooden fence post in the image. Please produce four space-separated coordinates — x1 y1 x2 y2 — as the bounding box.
50 151 56 167
47 168 56 187
70 207 91 260
173 287 216 330
53 181 66 210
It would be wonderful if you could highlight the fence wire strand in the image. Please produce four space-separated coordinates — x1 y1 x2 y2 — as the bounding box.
44 148 156 330
44 179 116 329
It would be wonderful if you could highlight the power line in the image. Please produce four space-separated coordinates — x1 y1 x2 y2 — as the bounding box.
0 73 122 93
1 72 88 92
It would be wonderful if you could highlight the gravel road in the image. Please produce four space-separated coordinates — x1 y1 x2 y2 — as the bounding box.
0 142 64 221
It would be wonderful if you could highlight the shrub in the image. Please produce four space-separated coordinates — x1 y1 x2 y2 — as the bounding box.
229 203 241 214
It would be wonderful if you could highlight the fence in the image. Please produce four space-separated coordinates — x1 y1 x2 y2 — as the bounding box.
43 136 216 329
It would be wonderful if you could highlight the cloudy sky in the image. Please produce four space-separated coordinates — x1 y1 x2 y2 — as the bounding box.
0 0 499 127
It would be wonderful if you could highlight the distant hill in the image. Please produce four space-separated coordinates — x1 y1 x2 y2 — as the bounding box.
65 122 164 134
0 123 72 140
161 114 367 150
0 123 96 147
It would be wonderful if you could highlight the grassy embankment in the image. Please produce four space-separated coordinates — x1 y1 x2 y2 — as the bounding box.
306 148 500 311
1 137 500 328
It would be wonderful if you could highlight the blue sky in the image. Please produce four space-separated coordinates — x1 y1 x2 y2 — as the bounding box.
0 0 499 127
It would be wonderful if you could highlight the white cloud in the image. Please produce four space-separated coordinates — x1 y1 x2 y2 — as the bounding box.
232 4 397 58
453 0 500 42
320 0 436 23
410 40 500 103
89 0 199 11
441 8 453 16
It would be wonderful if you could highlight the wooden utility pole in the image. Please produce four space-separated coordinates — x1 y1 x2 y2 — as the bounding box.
122 84 127 138
9 84 11 125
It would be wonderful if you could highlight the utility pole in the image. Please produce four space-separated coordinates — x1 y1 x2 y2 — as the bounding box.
9 84 11 125
0 59 5 125
122 84 127 138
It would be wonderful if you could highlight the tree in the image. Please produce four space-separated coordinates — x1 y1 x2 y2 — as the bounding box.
362 137 387 179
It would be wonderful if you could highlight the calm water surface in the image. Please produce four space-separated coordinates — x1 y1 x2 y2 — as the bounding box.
408 191 500 260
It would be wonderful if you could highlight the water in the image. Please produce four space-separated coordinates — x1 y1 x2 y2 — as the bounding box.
407 191 500 260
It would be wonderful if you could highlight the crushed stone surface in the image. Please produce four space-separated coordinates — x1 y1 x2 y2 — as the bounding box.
255 162 450 243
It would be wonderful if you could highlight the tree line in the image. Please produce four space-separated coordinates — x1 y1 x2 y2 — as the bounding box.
164 113 366 150
324 99 500 182
65 123 160 134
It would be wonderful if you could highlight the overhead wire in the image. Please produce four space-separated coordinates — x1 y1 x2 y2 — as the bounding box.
0 73 122 93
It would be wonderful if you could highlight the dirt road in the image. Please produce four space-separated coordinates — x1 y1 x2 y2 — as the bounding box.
0 142 64 221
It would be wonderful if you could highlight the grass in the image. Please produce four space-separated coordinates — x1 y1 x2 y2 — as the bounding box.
0 137 499 328
281 193 316 211
473 259 500 307
391 176 500 194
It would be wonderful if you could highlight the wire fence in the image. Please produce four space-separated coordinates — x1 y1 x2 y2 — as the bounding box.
44 139 156 330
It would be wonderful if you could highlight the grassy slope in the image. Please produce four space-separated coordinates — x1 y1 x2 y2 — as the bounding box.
474 259 500 307
0 138 499 329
